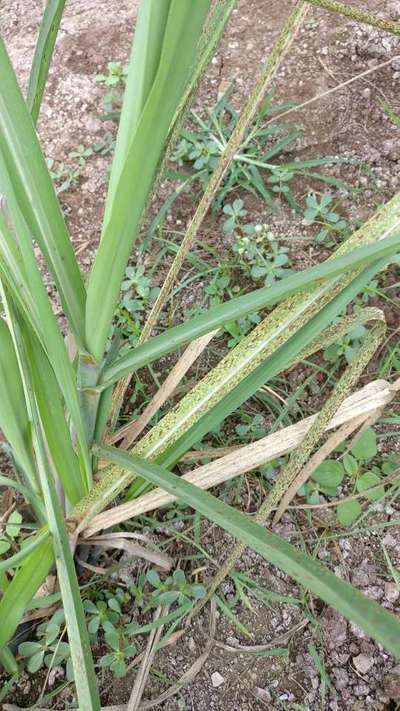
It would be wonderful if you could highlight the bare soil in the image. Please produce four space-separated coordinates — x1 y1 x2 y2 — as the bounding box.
1 1 400 709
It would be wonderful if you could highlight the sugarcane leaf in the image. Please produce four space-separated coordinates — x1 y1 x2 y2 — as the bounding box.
102 230 400 387
0 476 44 515
0 534 54 654
4 303 100 710
0 317 36 485
32 458 100 709
0 193 91 491
0 647 18 674
97 445 400 658
22 325 86 504
155 261 385 467
0 39 86 344
86 0 212 360
0 529 50 574
27 0 66 124
106 0 172 206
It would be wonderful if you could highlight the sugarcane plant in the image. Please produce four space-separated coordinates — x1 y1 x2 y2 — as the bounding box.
0 1 400 708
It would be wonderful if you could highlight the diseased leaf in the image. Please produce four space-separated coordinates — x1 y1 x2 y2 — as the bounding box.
97 445 400 658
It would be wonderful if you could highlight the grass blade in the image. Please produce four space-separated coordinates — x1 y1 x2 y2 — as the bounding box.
86 0 211 361
96 444 400 658
106 0 172 207
140 1 309 341
0 648 18 674
0 318 37 489
156 262 387 467
0 535 54 655
191 318 386 612
108 0 238 421
102 224 400 387
23 326 87 505
0 193 47 341
114 331 216 448
74 261 388 524
305 0 400 35
2 298 101 710
0 41 86 344
0 196 92 490
0 475 45 518
27 0 66 124
0 529 50 574
83 379 394 537
75 196 400 521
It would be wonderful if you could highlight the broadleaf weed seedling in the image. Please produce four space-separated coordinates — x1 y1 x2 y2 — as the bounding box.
223 199 293 286
18 610 73 680
0 510 22 555
303 192 350 247
47 158 81 195
298 428 400 527
323 322 368 365
96 61 128 119
85 587 135 678
47 144 93 194
131 568 206 613
98 622 136 678
116 264 161 345
169 88 346 214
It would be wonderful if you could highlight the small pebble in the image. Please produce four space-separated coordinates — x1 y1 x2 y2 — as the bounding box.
385 582 400 603
47 665 65 687
388 1 400 20
226 636 240 647
392 57 400 71
384 666 400 701
382 533 397 547
211 671 225 688
254 687 272 702
353 653 374 675
382 138 400 162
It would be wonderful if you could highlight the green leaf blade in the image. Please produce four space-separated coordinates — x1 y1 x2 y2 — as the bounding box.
106 0 172 205
0 38 86 344
351 428 377 460
311 460 345 489
86 0 212 361
0 318 37 487
357 472 385 501
102 232 400 386
0 535 54 655
98 445 400 658
27 0 66 124
337 500 362 527
155 262 389 468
